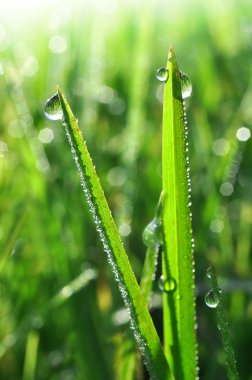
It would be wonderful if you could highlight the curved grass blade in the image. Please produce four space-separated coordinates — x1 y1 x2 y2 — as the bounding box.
116 235 160 380
206 266 239 380
116 245 159 380
57 87 174 380
161 48 198 379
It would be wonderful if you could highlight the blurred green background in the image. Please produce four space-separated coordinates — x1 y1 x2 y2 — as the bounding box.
1 0 252 379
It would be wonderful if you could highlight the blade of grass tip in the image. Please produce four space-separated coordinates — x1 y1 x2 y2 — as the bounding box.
206 266 239 380
161 47 198 380
57 87 174 380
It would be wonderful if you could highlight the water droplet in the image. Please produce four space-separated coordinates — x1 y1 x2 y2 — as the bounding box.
205 290 219 308
206 267 212 279
32 316 44 329
179 71 192 99
142 218 163 248
44 93 63 121
156 67 169 83
158 275 176 293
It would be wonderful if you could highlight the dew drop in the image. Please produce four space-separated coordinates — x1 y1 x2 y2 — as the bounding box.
44 93 63 121
142 218 163 248
205 290 219 308
158 275 176 293
179 71 192 99
156 67 169 83
206 267 212 279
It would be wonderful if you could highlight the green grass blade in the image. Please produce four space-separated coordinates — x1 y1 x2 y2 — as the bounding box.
22 330 39 380
116 246 159 380
161 48 198 379
116 238 159 380
57 87 174 380
115 336 138 380
141 193 163 306
140 246 159 306
206 266 239 380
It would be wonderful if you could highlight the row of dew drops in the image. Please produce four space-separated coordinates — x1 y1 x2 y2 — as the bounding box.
44 66 192 121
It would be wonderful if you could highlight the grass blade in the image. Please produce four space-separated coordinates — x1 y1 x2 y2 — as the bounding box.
22 330 39 380
140 246 159 306
206 266 239 380
161 48 198 379
57 87 174 380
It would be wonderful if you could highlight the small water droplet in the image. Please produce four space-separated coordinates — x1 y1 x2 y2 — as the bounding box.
158 275 176 293
179 71 192 99
44 93 63 121
32 316 44 329
142 218 163 248
206 267 212 279
156 67 169 83
205 290 219 308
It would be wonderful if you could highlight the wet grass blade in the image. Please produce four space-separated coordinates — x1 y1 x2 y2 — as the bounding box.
57 87 174 380
117 246 159 380
206 266 239 380
161 48 198 379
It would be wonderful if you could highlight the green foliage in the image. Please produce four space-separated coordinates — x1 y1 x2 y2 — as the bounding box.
0 1 252 379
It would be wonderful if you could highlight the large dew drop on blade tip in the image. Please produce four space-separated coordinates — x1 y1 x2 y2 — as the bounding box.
179 70 192 99
156 67 169 83
44 93 63 121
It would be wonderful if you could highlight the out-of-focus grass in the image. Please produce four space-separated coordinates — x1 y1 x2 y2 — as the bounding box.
0 0 252 379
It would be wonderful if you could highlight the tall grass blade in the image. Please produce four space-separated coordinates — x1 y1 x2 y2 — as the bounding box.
57 88 174 380
161 47 198 379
